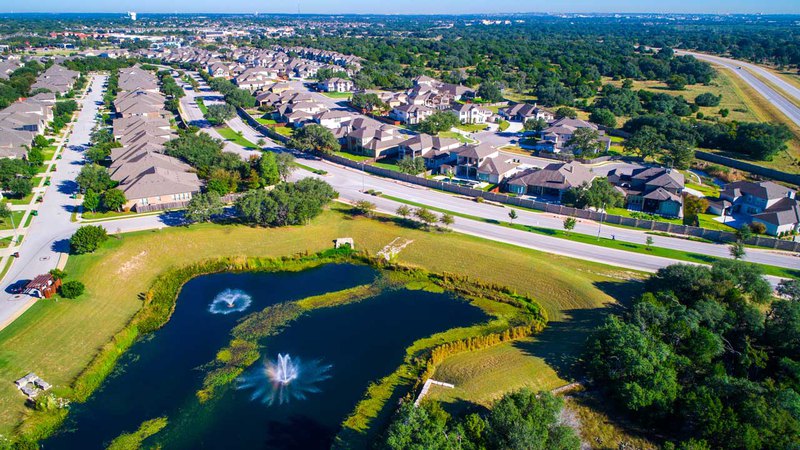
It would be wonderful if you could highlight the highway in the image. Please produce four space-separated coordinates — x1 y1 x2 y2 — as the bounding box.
676 50 800 129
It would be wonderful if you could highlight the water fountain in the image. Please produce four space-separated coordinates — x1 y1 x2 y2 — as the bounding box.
208 289 253 314
238 353 332 405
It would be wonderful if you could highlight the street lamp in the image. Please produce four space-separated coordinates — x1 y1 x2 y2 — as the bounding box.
596 202 606 240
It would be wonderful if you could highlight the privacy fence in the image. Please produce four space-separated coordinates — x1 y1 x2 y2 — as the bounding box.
236 107 800 253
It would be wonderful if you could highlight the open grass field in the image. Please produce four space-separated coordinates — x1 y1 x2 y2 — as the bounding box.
0 204 640 436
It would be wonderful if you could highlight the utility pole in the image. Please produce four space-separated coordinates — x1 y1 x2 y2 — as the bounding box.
360 161 365 192
596 202 606 240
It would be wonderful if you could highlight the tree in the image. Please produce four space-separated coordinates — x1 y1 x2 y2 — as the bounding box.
566 127 604 154
234 178 337 226
185 191 224 223
683 195 708 226
695 93 722 107
778 279 800 302
101 188 126 212
70 225 108 254
76 164 113 193
571 178 625 210
663 141 695 170
508 209 518 224
384 401 453 450
735 225 753 243
351 92 387 112
646 236 654 250
563 217 576 234
414 207 438 229
6 177 33 198
84 145 111 164
82 189 100 213
589 108 617 128
624 126 664 159
477 81 503 102
275 152 296 182
439 213 454 229
729 240 746 260
555 106 577 119
396 205 411 220
257 152 280 186
26 146 44 166
59 280 85 299
48 269 67 280
353 200 376 217
484 390 580 450
288 124 340 154
667 74 688 90
205 103 236 126
397 157 425 175
523 118 548 133
419 111 460 135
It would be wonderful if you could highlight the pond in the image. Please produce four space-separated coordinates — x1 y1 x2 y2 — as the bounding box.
43 263 488 449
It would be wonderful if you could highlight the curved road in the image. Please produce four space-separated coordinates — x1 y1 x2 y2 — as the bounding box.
676 50 800 128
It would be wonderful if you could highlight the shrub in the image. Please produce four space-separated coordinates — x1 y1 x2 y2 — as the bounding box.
60 281 85 299
69 225 109 254
750 222 767 235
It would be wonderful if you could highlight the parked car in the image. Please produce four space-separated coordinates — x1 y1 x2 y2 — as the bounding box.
11 252 19 258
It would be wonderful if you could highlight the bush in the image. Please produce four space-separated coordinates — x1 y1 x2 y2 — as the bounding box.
695 92 722 107
750 222 767 235
59 281 85 299
69 225 108 254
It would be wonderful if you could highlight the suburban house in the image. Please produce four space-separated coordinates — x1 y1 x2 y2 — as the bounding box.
608 167 685 217
107 65 202 212
453 144 497 178
0 92 56 159
313 109 358 129
344 122 407 159
234 67 278 92
30 64 79 94
536 118 611 154
397 134 461 171
451 103 493 125
505 162 595 200
714 181 799 236
317 77 354 93
390 104 434 125
499 103 555 123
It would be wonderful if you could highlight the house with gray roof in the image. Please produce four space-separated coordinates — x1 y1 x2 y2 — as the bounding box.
505 162 595 200
499 103 555 123
535 117 611 154
608 167 685 218
30 64 79 94
717 180 798 235
398 134 461 171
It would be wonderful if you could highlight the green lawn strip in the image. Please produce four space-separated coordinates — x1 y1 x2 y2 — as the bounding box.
439 131 476 144
456 123 489 133
195 97 208 116
322 92 353 99
371 159 402 171
273 126 294 137
294 162 328 175
23 213 34 228
381 194 796 279
7 193 34 206
256 118 277 125
80 210 165 221
333 151 372 162
216 126 259 149
685 181 720 198
0 255 14 280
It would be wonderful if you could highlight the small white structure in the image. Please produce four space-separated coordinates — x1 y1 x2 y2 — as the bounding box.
128 11 137 21
15 372 51 399
415 379 455 406
334 237 355 249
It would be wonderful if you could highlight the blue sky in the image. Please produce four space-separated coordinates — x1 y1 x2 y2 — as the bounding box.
3 0 799 14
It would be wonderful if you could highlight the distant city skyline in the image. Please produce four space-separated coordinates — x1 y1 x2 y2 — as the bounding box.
2 0 799 15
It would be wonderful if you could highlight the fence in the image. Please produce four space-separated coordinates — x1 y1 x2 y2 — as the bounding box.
234 107 800 252
323 152 800 252
132 193 242 214
695 150 800 186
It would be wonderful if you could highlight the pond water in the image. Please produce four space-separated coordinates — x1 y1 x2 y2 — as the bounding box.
43 263 488 449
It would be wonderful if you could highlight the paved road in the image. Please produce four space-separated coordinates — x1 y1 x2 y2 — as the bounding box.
0 76 107 329
677 50 800 129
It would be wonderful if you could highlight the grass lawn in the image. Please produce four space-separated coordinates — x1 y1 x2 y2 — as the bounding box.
333 151 372 162
439 131 476 144
41 146 58 161
273 126 294 137
23 214 34 228
455 123 489 133
371 159 402 172
256 117 278 126
216 126 259 149
322 92 353 99
685 180 720 198
0 204 640 435
0 211 25 230
6 193 34 206
81 210 148 221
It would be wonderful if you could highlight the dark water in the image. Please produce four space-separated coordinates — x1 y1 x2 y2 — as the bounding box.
43 264 487 449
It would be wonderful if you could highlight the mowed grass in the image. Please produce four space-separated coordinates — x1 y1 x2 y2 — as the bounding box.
216 126 259 149
0 205 639 435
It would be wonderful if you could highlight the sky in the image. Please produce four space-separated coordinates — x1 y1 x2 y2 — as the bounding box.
2 0 799 15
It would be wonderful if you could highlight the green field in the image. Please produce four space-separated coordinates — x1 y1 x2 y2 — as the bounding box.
322 91 353 99
216 126 259 149
0 204 639 436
